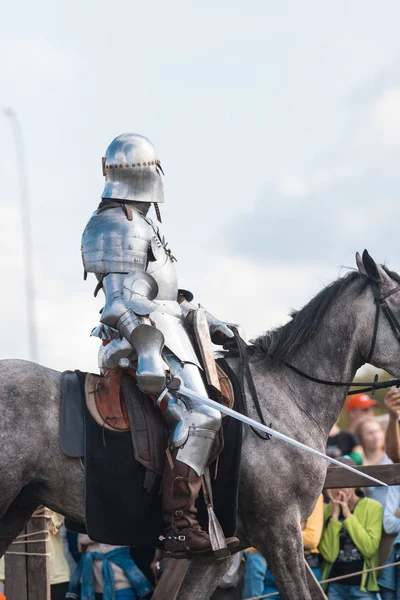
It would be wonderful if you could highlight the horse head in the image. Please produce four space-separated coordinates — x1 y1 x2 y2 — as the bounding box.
356 249 400 377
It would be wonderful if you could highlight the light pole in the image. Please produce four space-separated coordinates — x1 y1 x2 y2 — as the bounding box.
2 108 38 362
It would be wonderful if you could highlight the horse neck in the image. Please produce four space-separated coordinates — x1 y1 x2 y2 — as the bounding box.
260 285 369 437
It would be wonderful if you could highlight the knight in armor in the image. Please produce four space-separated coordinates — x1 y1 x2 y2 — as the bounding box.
81 133 237 557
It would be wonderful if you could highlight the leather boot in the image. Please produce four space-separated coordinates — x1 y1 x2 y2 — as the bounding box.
162 449 212 556
162 449 240 558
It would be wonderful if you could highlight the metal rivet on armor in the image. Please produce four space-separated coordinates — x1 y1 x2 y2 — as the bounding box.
132 163 136 167
174 510 183 517
137 162 141 166
125 164 129 167
105 165 108 169
119 164 123 168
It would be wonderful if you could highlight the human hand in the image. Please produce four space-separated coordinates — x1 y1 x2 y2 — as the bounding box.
335 491 351 519
327 490 341 520
385 388 400 420
150 559 161 582
209 321 234 345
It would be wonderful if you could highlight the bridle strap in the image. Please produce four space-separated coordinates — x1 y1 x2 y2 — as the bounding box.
379 284 400 301
283 361 400 395
368 282 400 363
366 287 381 364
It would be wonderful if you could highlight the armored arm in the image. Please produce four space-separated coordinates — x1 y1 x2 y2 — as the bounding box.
179 293 235 345
82 208 167 394
97 272 166 394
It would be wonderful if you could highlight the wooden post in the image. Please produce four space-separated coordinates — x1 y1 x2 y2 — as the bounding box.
4 508 50 600
5 526 28 600
325 463 400 489
152 559 190 600
26 509 50 600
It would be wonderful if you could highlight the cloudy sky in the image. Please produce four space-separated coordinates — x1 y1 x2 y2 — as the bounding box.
1 1 400 373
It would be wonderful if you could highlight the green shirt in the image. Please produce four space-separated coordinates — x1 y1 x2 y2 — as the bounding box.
318 497 383 592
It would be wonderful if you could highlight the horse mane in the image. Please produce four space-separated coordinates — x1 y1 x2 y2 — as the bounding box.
253 265 400 364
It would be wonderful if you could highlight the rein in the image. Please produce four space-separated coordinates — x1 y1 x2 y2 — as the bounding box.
232 329 271 440
284 279 400 395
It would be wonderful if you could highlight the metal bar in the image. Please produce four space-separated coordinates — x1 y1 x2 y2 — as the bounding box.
304 561 328 600
2 108 38 362
175 383 387 487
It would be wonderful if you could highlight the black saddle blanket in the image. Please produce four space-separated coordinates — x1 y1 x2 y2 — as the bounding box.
62 362 242 547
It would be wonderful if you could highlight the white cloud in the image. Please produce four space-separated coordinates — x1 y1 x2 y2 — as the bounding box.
277 176 310 198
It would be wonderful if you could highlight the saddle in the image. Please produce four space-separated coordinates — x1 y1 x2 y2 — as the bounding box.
88 363 234 430
60 361 235 475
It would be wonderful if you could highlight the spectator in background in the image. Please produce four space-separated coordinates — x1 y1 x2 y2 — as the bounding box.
61 525 78 577
327 421 363 464
243 495 324 599
355 417 392 507
49 512 71 600
211 551 245 600
379 484 400 599
66 534 152 600
319 464 383 600
345 394 378 434
384 388 400 463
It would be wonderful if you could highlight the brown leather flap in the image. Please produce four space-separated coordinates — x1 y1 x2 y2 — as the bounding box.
121 370 168 475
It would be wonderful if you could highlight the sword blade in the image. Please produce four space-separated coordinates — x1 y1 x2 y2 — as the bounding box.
176 384 387 488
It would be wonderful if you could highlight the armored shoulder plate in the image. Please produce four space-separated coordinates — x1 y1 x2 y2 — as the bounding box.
81 206 153 273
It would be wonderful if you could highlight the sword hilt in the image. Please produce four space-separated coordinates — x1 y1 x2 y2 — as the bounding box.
156 377 182 406
167 377 182 392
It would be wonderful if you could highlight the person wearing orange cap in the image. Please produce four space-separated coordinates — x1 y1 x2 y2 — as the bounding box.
345 393 378 433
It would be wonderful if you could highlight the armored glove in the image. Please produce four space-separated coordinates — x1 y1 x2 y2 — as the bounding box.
130 325 167 395
179 298 234 345
207 315 235 345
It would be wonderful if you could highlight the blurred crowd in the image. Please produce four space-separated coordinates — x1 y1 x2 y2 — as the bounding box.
2 389 400 600
243 387 400 600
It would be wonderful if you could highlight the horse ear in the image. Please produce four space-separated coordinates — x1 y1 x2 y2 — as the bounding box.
362 250 381 282
356 252 367 276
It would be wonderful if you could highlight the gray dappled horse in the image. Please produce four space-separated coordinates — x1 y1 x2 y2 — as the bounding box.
1 251 400 600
